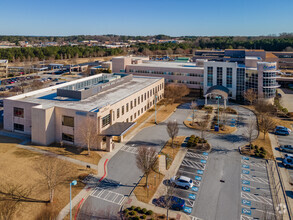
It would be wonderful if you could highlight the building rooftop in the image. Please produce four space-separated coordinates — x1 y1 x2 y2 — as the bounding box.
128 61 204 70
7 74 161 112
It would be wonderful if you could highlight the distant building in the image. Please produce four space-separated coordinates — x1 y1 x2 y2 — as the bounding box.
0 59 8 77
112 54 280 102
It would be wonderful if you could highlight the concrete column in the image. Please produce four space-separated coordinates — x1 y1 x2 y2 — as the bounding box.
97 136 103 150
119 135 123 143
106 136 113 152
224 98 227 109
205 95 208 105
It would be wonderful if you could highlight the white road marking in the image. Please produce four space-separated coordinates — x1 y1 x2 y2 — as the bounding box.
90 187 126 205
190 216 203 220
243 184 270 193
241 160 266 169
120 145 139 154
241 174 269 185
186 152 208 160
241 192 273 206
242 205 275 216
241 215 253 220
181 159 206 170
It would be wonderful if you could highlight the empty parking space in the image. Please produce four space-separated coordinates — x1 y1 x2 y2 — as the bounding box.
240 156 275 219
171 146 209 216
90 187 126 206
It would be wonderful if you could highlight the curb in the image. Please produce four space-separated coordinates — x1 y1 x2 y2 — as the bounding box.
74 159 109 219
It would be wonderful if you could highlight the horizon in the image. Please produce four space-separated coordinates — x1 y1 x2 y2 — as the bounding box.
1 0 293 36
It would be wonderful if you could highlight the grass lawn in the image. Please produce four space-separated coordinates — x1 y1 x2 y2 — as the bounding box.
0 135 93 220
133 170 164 204
160 136 186 170
29 143 103 166
124 101 180 138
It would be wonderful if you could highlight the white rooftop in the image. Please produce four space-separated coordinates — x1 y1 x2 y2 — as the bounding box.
129 61 204 69
6 74 161 112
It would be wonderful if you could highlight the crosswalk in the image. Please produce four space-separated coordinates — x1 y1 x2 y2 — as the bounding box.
241 192 273 206
120 145 139 154
186 152 208 160
241 174 269 185
181 159 206 170
90 187 126 205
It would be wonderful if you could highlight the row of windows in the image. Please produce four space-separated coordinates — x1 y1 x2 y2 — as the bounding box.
263 72 277 78
115 84 163 121
217 67 223 86
129 69 203 77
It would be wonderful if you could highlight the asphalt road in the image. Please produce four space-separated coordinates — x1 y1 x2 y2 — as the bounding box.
78 102 261 220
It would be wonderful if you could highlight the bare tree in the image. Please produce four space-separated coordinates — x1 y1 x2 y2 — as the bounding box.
197 119 209 143
79 117 98 156
245 117 257 148
167 120 179 148
190 101 197 125
164 184 176 220
164 84 190 105
259 115 275 140
136 146 158 187
35 156 69 203
0 181 33 219
31 80 43 90
255 100 276 119
244 89 257 105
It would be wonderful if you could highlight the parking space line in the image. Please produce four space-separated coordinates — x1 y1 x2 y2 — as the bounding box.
179 168 196 175
240 214 253 220
242 205 275 216
243 184 270 193
181 159 206 170
90 188 126 205
241 174 268 185
241 160 266 169
241 192 272 206
186 152 208 160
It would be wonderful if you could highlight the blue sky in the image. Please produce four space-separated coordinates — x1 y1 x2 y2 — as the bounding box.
1 0 293 36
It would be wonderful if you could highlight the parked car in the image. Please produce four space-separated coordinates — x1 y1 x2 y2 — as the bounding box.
153 196 185 211
283 157 293 168
279 145 293 153
170 176 194 189
275 126 291 136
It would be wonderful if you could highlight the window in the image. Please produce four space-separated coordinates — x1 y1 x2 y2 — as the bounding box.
134 113 136 119
138 96 140 105
62 116 74 127
141 108 143 113
207 67 213 86
126 118 129 122
134 99 137 107
62 133 74 142
138 110 140 116
226 67 232 88
122 106 125 115
117 108 120 118
130 115 133 121
102 114 111 127
217 67 223 85
131 101 133 109
14 123 24 131
126 103 129 112
144 93 146 100
14 107 24 118
141 94 143 102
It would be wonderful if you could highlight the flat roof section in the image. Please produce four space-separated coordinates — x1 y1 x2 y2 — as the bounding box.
128 61 204 70
100 122 136 136
15 75 162 112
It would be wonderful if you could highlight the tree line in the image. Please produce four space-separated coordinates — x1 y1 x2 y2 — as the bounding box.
0 46 125 62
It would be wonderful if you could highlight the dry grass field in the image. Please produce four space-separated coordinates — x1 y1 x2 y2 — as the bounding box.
0 136 92 220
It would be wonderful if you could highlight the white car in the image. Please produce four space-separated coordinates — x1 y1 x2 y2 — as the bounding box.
170 176 194 189
280 145 293 153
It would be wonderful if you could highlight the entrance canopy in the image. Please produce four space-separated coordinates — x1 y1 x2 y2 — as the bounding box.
206 85 229 99
100 122 136 136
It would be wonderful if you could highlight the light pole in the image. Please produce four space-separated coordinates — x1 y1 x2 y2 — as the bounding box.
70 180 77 220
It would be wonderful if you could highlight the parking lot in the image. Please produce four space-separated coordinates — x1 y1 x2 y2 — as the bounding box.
240 156 275 220
171 139 209 218
276 132 293 181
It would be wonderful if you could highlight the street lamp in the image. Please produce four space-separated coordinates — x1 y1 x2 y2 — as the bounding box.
70 180 77 220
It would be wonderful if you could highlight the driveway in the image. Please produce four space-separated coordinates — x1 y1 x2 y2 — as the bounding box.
78 103 261 220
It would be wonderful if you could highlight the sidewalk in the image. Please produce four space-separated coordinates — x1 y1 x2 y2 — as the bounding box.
269 133 293 219
124 147 190 220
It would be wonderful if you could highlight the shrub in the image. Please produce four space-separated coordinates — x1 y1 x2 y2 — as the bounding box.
260 147 265 152
160 214 166 219
146 210 153 215
135 207 141 212
123 209 129 214
130 206 136 210
129 211 136 216
78 173 89 180
190 135 196 139
254 145 259 150
141 208 147 214
254 149 259 154
132 217 139 220
141 215 147 219
250 144 254 150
